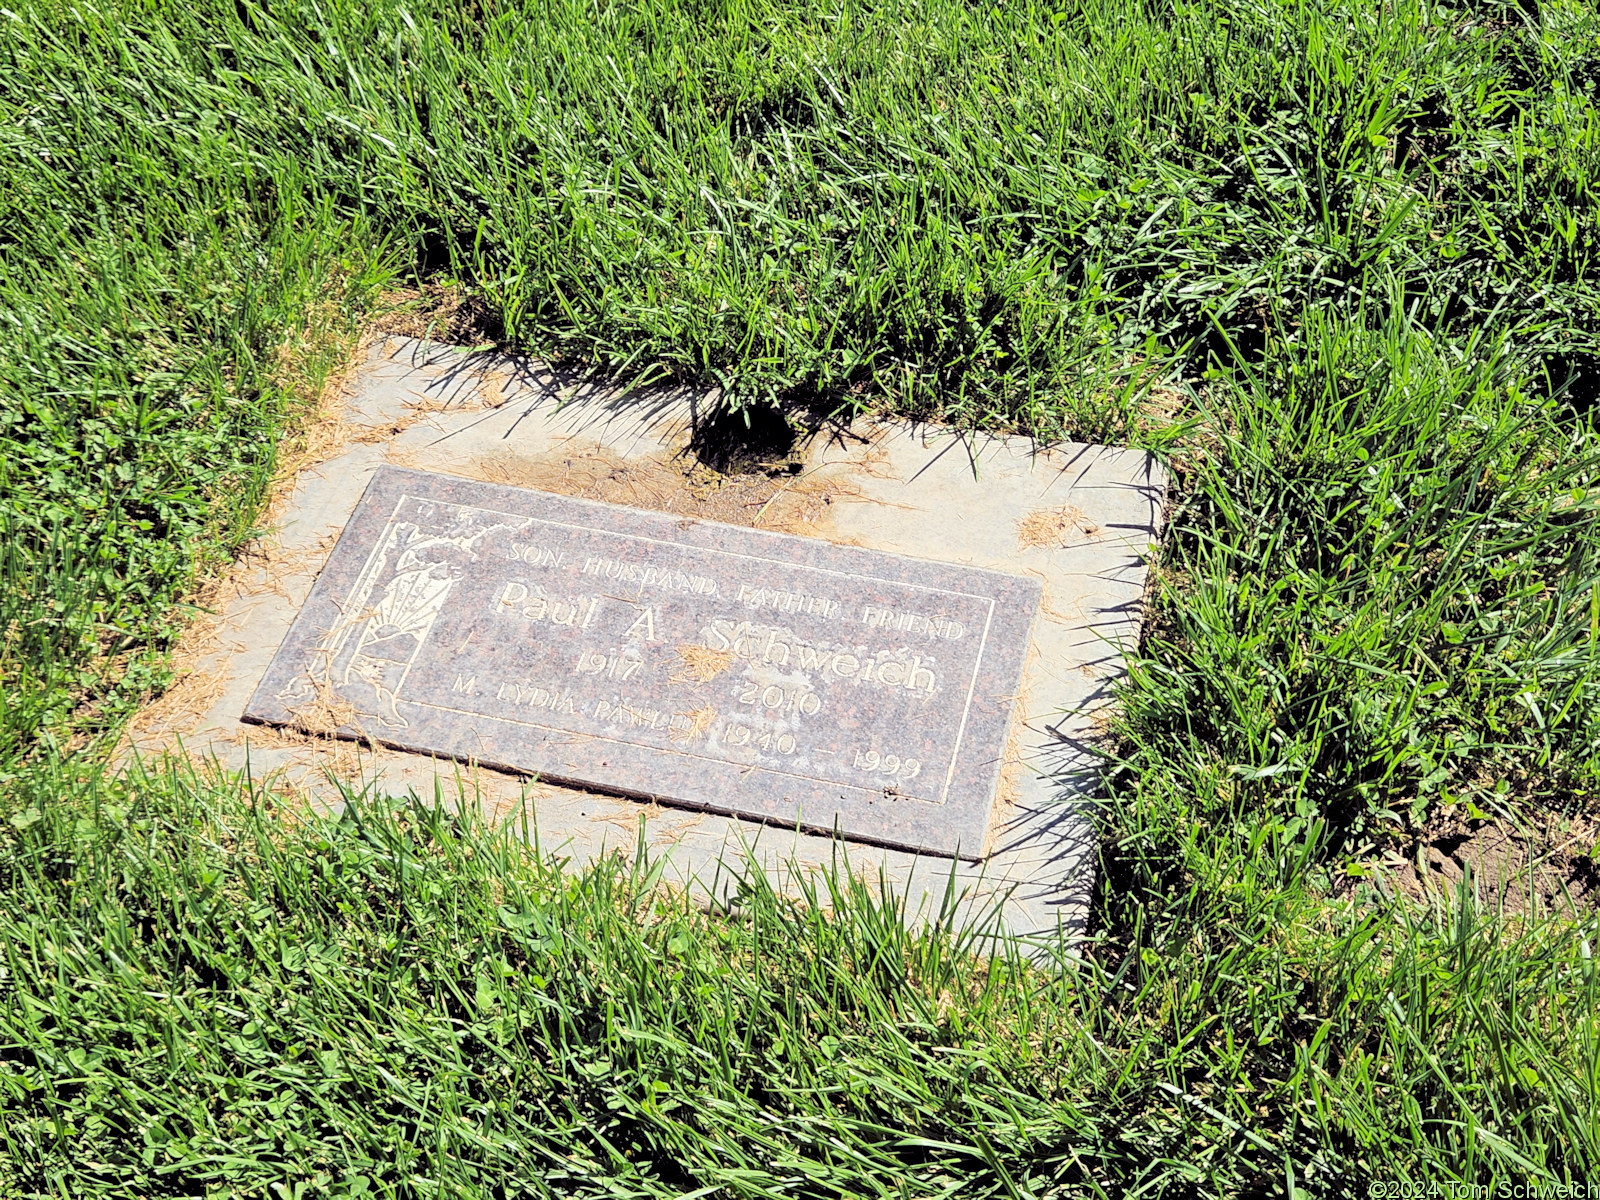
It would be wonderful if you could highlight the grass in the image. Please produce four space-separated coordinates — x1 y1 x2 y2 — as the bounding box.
2 0 1600 1192
4 769 1597 1196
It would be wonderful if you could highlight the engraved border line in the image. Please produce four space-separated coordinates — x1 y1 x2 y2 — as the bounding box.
394 492 999 605
939 596 998 806
285 488 1013 808
387 491 995 805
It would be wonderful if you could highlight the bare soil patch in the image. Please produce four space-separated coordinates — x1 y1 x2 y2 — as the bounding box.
1389 814 1600 915
370 285 504 346
464 441 854 537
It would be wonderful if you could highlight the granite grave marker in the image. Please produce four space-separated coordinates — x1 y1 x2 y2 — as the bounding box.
245 465 1041 858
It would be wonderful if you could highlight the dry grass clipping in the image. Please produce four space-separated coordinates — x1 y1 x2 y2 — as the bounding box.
842 436 903 482
230 532 337 604
123 601 230 741
986 647 1038 841
354 388 490 446
285 677 363 738
758 472 863 535
671 644 735 684
1016 504 1100 550
368 284 501 345
220 720 370 781
669 705 719 743
257 315 371 528
130 660 232 739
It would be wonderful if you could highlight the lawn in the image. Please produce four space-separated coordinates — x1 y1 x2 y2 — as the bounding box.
2 0 1599 1193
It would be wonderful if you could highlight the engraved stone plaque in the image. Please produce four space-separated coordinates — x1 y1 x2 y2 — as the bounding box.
245 465 1041 858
